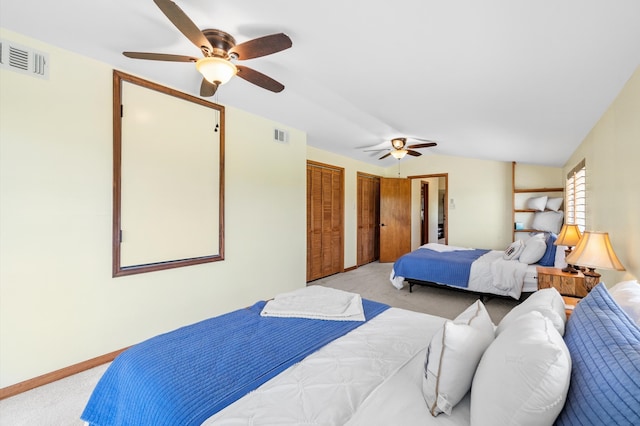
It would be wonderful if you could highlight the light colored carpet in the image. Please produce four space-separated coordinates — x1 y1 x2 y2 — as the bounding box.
309 261 518 323
0 261 518 425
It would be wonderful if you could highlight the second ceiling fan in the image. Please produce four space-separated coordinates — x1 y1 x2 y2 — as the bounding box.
368 138 438 160
123 0 292 97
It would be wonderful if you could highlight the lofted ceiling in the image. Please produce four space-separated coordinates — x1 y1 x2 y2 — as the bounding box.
1 0 639 167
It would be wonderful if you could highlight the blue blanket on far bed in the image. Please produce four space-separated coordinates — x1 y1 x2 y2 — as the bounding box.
81 298 389 426
393 247 489 288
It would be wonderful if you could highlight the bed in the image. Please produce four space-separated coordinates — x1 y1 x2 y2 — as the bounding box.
391 236 566 300
81 282 640 426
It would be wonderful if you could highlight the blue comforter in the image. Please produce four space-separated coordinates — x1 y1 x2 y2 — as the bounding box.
81 298 389 426
393 247 489 288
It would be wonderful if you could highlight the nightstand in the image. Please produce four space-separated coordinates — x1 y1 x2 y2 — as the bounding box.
537 266 587 297
562 295 581 319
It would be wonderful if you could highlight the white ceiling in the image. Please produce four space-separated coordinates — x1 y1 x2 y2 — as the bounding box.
2 0 639 167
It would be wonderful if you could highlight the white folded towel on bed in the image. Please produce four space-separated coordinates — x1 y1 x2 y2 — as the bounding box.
261 286 365 321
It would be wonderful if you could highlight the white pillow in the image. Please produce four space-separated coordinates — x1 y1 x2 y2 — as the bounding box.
422 300 494 416
532 210 564 234
519 235 547 264
471 311 571 425
503 240 525 260
496 287 566 336
546 197 563 211
526 196 548 211
608 280 640 325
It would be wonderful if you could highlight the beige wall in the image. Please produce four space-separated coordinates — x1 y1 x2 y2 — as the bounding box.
399 155 521 250
0 29 307 387
562 66 640 285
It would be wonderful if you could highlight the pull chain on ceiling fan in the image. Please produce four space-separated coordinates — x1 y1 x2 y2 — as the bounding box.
123 0 292 97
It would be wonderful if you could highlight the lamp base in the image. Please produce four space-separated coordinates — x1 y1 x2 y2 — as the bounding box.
583 268 601 292
561 264 580 274
562 248 579 274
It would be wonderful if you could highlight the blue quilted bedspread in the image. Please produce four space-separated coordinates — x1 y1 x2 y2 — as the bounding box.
81 298 389 426
555 283 640 425
393 247 489 288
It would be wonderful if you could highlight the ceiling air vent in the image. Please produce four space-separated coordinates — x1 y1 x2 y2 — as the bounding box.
0 38 49 80
274 128 289 143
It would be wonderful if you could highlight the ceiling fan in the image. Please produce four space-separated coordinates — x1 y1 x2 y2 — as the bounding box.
123 0 292 97
365 137 438 160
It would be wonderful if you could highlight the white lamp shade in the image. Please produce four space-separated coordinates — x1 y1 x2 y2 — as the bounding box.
565 231 625 271
390 149 408 159
555 224 582 247
196 57 237 85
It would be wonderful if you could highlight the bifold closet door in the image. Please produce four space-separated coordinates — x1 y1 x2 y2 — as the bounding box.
307 162 344 281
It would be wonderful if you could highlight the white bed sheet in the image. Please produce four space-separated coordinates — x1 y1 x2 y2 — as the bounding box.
204 308 460 425
391 243 570 297
390 248 528 299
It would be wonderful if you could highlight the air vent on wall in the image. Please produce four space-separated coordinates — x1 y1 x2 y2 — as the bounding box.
274 128 289 143
0 38 49 80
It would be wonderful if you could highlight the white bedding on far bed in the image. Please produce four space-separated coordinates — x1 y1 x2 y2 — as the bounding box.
204 308 456 425
391 243 569 298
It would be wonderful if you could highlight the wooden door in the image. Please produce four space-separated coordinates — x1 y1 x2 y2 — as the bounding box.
307 162 344 281
357 173 380 266
379 177 411 263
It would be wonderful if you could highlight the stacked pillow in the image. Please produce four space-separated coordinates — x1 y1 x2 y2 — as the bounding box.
546 197 563 211
518 233 547 264
496 287 567 336
503 240 525 260
526 196 563 212
607 280 640 325
472 287 571 424
471 311 571 425
526 196 548 211
423 288 572 423
537 232 558 267
503 233 556 265
532 210 564 234
422 300 494 416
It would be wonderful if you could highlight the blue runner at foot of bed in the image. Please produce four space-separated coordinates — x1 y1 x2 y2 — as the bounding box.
393 248 489 288
81 298 389 426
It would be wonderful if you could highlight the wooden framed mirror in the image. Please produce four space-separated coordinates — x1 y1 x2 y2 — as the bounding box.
112 70 224 277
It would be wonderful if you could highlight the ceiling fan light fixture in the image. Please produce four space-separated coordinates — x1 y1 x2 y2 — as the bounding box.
196 57 237 85
391 149 408 159
391 138 406 149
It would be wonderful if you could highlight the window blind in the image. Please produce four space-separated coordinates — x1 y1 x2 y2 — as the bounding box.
566 159 586 232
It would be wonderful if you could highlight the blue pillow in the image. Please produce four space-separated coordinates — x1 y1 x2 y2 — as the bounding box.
555 284 640 425
538 233 557 267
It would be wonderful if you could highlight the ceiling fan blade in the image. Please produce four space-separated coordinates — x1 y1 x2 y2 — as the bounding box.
230 33 292 60
407 150 422 157
379 152 392 160
123 52 198 62
407 142 437 149
153 0 214 55
236 65 284 92
200 79 218 97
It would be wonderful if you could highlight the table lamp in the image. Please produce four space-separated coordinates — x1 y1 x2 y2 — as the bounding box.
565 231 626 292
554 224 582 274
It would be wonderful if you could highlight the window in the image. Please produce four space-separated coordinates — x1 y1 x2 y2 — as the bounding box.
565 159 586 232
